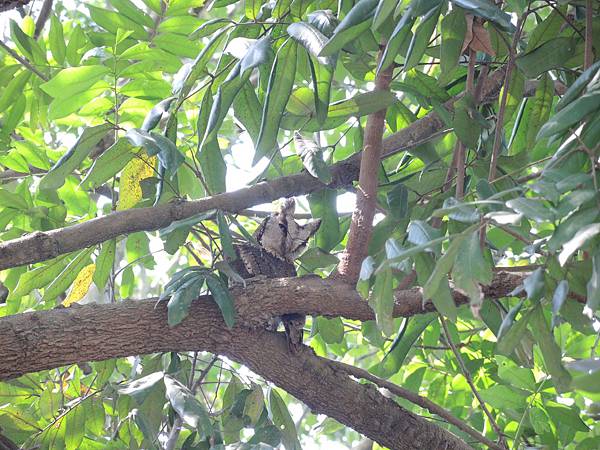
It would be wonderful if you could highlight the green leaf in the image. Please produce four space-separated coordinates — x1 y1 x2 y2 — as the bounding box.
439 7 466 83
407 220 442 247
516 37 577 78
39 124 112 190
65 403 85 450
40 65 110 99
496 306 534 356
497 299 524 340
41 248 94 302
526 74 554 148
0 70 31 112
82 138 137 188
255 39 298 164
164 375 213 434
12 254 71 299
316 317 345 344
243 385 264 425
110 0 154 28
9 20 46 64
450 0 515 32
548 207 599 252
294 133 332 184
551 280 569 328
452 95 480 149
288 21 335 68
556 59 600 112
0 188 29 211
525 5 567 53
546 403 589 432
369 265 395 336
308 188 339 252
200 63 251 153
94 239 116 290
49 14 66 65
167 274 205 326
404 6 440 71
523 267 544 302
197 90 226 194
268 388 300 450
233 81 262 144
479 385 528 409
205 274 236 328
373 314 436 378
378 12 414 73
386 183 409 219
240 37 274 75
217 212 236 261
281 90 398 131
529 303 572 393
506 197 556 223
319 0 378 57
587 251 600 312
452 230 493 306
125 128 184 179
558 223 600 266
537 92 600 140
87 5 149 40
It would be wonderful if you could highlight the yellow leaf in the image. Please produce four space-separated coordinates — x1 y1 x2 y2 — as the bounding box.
117 154 156 210
63 263 95 306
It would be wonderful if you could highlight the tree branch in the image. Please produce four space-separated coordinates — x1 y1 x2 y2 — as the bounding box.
337 45 394 284
0 273 525 380
0 288 477 450
0 68 507 272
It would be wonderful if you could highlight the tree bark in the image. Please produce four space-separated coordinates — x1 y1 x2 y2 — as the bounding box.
0 288 474 450
0 272 525 377
337 47 394 284
0 70 509 272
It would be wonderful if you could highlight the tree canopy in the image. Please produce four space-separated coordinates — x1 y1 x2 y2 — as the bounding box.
0 0 599 449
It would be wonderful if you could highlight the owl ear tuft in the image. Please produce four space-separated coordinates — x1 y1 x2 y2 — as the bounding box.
279 198 296 216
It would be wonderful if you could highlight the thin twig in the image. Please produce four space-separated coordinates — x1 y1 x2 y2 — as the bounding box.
34 0 53 40
440 316 507 447
331 360 506 450
489 17 525 182
0 40 48 81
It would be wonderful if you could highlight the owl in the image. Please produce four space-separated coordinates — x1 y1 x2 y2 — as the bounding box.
231 198 321 352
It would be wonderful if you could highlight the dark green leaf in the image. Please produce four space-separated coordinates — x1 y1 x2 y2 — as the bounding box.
205 274 236 328
164 375 213 434
40 124 113 190
255 39 298 164
450 0 515 31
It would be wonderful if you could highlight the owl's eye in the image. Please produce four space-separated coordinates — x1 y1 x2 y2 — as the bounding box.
278 223 288 233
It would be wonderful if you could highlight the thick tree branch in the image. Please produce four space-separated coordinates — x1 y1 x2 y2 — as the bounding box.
0 273 524 380
0 289 476 450
337 46 394 284
0 68 507 272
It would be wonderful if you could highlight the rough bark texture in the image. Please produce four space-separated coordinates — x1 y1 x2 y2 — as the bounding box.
0 69 508 272
0 291 473 450
0 273 524 379
337 53 394 284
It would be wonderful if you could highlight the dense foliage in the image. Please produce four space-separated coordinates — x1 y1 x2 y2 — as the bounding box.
0 0 599 448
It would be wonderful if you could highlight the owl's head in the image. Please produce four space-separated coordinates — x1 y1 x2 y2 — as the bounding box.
256 198 321 262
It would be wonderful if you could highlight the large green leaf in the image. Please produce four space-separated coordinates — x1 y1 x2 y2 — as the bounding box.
254 39 298 164
319 0 378 57
39 124 113 190
164 375 213 434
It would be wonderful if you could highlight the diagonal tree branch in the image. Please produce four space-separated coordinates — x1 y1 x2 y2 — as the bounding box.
0 68 507 272
0 289 475 450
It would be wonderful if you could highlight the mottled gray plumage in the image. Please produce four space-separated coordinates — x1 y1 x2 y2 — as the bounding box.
231 198 321 352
